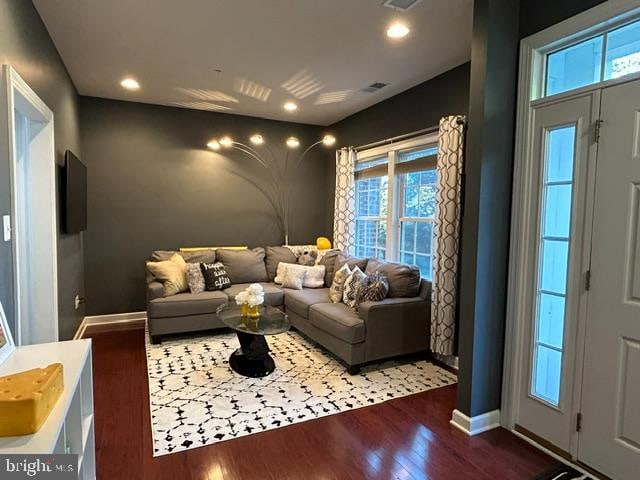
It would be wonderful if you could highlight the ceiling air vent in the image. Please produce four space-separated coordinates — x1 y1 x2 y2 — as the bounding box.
361 82 389 93
382 0 422 12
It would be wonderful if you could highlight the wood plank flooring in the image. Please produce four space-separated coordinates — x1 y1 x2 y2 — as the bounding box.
84 323 560 479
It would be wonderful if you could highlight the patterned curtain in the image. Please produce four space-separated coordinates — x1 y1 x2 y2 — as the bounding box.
431 115 466 356
333 148 356 254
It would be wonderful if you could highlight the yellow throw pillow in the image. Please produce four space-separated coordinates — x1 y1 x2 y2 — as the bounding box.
146 253 188 297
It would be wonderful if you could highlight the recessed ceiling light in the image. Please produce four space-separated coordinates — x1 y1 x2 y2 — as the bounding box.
322 135 336 146
386 22 410 39
207 139 221 151
250 134 264 145
219 136 233 147
286 137 300 148
120 77 140 90
283 101 298 112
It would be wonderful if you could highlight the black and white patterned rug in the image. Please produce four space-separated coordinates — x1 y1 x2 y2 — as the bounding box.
145 329 457 456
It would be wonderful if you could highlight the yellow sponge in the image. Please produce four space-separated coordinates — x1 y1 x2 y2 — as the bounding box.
0 363 64 437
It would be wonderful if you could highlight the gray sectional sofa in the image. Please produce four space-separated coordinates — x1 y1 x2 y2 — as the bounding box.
146 246 431 373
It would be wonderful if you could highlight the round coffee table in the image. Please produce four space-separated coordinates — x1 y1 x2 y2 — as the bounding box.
216 304 290 378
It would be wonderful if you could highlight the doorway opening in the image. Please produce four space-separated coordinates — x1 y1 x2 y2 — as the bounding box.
3 65 58 345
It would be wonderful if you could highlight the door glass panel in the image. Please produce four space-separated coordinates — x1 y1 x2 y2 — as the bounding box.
531 125 577 406
534 345 562 404
604 19 640 80
546 37 603 96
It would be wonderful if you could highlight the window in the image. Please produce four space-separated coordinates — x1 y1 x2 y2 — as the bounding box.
531 125 576 406
545 18 640 96
354 140 438 279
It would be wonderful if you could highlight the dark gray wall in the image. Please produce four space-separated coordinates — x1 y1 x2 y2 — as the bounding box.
0 0 84 340
79 97 332 315
327 62 471 231
519 0 607 39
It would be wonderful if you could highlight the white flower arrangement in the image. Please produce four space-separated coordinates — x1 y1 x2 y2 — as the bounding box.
235 283 265 307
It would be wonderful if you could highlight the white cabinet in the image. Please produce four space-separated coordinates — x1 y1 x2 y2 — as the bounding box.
0 339 95 480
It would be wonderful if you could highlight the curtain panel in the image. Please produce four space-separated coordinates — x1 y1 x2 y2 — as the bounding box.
333 148 356 254
431 115 466 356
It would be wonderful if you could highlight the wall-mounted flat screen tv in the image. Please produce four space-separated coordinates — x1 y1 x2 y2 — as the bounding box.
63 150 87 233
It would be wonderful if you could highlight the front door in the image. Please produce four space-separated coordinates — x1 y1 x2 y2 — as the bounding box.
578 78 640 480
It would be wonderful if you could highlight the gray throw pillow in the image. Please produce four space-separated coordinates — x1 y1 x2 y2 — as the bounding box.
265 246 297 281
365 259 420 298
355 272 389 307
185 263 206 294
216 247 268 283
318 249 342 287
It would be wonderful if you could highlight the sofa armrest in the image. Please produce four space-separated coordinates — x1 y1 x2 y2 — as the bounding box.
147 281 164 304
357 296 431 362
357 296 426 320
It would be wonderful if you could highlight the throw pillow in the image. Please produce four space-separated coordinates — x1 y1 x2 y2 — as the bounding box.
318 249 342 287
355 272 389 307
185 263 206 294
274 263 326 288
200 262 232 291
334 253 368 276
146 253 188 297
329 263 351 303
281 267 306 290
343 266 366 308
216 248 268 283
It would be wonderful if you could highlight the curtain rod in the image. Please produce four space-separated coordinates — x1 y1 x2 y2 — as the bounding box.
351 117 466 152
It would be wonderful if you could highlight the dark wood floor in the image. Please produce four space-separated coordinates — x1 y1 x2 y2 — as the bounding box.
84 323 560 480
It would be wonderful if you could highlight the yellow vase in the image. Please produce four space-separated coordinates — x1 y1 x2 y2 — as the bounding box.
241 304 260 318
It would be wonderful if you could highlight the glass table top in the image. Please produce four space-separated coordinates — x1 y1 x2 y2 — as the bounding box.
216 304 290 336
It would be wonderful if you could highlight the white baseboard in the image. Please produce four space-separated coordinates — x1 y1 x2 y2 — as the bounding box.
450 408 501 436
73 311 147 339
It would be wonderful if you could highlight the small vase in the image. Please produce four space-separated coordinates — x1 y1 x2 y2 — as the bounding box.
241 303 250 317
247 305 260 318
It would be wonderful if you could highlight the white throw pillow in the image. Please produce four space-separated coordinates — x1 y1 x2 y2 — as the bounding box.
281 267 306 290
342 266 366 308
274 262 326 288
329 263 352 303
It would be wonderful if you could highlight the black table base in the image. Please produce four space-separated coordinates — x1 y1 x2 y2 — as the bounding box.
229 331 275 378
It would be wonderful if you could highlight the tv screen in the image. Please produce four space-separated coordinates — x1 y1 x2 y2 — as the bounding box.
63 150 87 233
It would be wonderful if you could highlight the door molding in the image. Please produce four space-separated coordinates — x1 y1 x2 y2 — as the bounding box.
502 0 640 458
3 65 58 344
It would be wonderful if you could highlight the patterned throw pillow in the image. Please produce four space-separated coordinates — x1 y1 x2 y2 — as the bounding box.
200 262 231 291
355 273 389 307
281 267 306 290
146 253 188 297
329 263 352 303
342 266 366 308
185 263 206 294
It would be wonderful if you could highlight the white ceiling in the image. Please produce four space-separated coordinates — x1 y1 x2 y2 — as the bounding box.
34 0 472 126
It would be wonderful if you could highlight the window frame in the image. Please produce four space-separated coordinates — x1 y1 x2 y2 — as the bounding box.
354 133 439 277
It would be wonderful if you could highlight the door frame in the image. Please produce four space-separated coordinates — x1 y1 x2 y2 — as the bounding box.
502 0 640 459
2 65 58 345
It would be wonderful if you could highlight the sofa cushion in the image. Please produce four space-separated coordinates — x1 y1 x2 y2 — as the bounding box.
265 246 297 281
334 253 368 275
148 290 227 318
216 248 268 283
365 259 421 298
309 303 365 344
284 288 331 318
151 250 216 264
318 249 342 287
223 283 284 306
